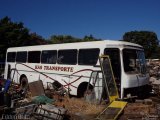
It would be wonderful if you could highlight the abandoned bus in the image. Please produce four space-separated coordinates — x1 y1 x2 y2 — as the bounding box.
4 40 150 99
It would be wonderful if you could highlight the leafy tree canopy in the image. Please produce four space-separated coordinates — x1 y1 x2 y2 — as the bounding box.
48 34 100 44
23 32 47 46
48 35 81 44
0 16 46 61
123 31 159 58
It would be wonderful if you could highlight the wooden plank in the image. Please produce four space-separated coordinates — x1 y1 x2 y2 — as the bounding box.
28 80 45 97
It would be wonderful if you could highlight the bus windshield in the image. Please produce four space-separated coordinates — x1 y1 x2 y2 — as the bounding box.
123 49 146 74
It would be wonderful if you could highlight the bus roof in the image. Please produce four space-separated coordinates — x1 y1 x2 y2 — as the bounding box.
7 40 143 52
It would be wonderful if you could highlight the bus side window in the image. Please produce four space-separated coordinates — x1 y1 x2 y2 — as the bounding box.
57 55 64 64
41 50 57 64
28 51 41 63
78 48 100 66
58 49 77 65
7 52 16 62
16 51 27 63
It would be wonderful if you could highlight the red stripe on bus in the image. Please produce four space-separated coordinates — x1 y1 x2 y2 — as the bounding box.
70 69 93 75
17 63 91 89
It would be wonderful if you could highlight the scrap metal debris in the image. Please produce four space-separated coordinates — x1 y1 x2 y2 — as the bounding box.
0 79 68 120
148 60 160 97
33 104 67 120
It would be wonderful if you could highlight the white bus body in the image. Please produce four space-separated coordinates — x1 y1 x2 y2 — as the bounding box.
4 40 150 99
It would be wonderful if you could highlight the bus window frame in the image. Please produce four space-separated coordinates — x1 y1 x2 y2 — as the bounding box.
78 48 100 66
57 49 78 65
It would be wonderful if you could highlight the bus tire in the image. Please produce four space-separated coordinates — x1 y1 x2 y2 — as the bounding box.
20 76 28 90
77 82 93 98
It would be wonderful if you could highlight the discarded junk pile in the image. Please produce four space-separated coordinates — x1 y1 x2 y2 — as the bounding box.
148 60 160 97
0 79 67 120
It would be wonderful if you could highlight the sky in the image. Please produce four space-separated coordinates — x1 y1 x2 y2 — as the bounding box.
0 0 160 40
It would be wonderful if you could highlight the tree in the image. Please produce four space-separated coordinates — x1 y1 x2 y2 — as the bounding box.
48 34 100 44
0 16 46 61
0 16 29 61
48 35 81 44
83 34 97 41
23 33 47 46
123 31 159 58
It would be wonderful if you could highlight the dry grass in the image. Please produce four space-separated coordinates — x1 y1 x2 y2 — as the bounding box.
124 103 150 115
54 95 105 119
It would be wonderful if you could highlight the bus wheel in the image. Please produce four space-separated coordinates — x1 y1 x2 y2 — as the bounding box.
20 76 28 91
77 82 93 98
